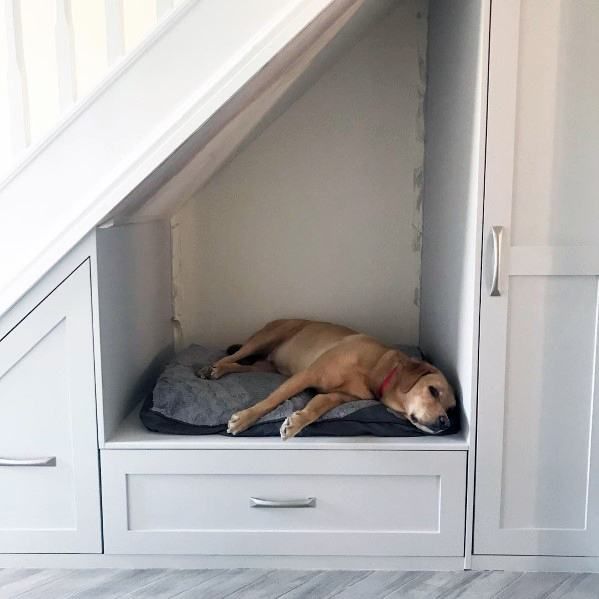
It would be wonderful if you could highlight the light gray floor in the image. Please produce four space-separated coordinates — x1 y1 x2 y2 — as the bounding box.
0 569 597 599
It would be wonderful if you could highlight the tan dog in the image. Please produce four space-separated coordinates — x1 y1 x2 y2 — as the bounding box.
199 319 456 439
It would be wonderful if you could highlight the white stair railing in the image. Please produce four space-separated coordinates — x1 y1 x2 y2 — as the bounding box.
1 0 181 177
105 0 125 65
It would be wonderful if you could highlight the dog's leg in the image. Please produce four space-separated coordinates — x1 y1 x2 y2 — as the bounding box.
227 371 314 435
280 392 352 440
205 321 295 379
196 360 276 379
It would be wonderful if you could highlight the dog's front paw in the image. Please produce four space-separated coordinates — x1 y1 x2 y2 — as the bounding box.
280 411 305 440
227 409 257 435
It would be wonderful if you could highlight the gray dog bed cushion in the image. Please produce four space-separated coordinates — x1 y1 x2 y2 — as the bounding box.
140 344 459 437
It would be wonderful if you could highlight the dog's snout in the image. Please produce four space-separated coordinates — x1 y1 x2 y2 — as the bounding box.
437 415 449 430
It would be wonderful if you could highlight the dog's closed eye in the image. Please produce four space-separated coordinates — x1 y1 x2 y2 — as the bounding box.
428 385 440 399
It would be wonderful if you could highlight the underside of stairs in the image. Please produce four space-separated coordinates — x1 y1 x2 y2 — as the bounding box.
0 0 398 317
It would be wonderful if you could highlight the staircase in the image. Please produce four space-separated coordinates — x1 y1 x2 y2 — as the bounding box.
0 0 377 317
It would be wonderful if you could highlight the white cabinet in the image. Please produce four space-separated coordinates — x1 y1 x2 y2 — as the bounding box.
0 261 102 553
102 449 467 557
474 0 599 557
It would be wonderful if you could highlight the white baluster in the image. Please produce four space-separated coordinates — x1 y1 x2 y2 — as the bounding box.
5 0 30 152
156 0 174 19
55 0 77 109
105 0 124 65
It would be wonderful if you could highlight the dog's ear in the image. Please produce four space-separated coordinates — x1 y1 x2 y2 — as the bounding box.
397 359 436 393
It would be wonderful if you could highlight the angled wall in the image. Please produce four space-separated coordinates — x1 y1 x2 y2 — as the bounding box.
172 0 428 347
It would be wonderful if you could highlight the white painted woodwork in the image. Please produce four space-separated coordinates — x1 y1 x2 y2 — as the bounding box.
8 0 592 567
171 1 426 348
106 402 469 451
123 0 157 53
118 0 380 225
0 3 10 169
20 0 61 143
156 0 174 19
0 553 466 571
475 0 599 557
0 0 349 320
105 0 125 65
0 235 95 341
419 0 490 568
101 449 467 556
2 0 166 173
4 0 30 153
70 1 108 99
55 0 77 110
471 555 599 575
95 221 173 444
419 0 488 434
0 261 101 553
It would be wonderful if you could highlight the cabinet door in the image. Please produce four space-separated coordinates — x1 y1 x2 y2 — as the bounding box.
0 261 102 553
474 0 599 557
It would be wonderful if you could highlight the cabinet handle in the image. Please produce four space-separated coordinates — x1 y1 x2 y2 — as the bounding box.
0 456 56 467
249 497 316 508
490 226 503 297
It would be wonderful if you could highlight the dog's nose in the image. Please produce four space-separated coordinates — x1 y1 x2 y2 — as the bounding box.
437 415 449 430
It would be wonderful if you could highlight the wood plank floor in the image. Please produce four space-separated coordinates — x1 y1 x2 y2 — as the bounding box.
0 569 597 599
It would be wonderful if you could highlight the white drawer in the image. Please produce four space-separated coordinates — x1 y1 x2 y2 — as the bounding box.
101 449 466 556
0 262 101 553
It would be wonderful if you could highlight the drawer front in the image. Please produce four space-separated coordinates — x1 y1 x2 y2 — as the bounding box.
102 449 466 556
0 262 101 553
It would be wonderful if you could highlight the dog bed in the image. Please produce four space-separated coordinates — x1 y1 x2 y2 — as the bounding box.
140 344 459 437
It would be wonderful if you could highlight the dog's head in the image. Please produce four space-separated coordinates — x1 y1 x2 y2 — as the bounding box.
380 358 456 434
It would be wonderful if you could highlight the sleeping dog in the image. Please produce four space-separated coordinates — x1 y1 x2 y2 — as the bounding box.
197 319 455 439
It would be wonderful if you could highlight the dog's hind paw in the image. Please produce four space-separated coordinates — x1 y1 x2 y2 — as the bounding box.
196 364 226 379
195 365 213 379
280 411 305 440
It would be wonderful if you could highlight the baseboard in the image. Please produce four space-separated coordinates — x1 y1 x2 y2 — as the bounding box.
0 554 465 571
471 554 599 573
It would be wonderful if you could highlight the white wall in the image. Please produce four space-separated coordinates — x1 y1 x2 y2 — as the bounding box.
172 0 427 349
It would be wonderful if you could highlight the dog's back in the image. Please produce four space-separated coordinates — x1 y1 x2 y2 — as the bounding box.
265 320 360 375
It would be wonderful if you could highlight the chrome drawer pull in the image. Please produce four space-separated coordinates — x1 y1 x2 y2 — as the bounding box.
0 456 56 467
249 497 316 508
490 225 503 297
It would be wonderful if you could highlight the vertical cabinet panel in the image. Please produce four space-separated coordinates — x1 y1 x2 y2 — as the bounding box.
0 261 101 553
500 277 597 532
475 0 599 557
510 0 599 247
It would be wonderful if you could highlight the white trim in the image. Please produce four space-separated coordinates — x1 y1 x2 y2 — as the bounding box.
464 0 491 569
0 0 195 190
0 234 95 340
104 401 470 451
0 553 465 571
471 554 599 573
